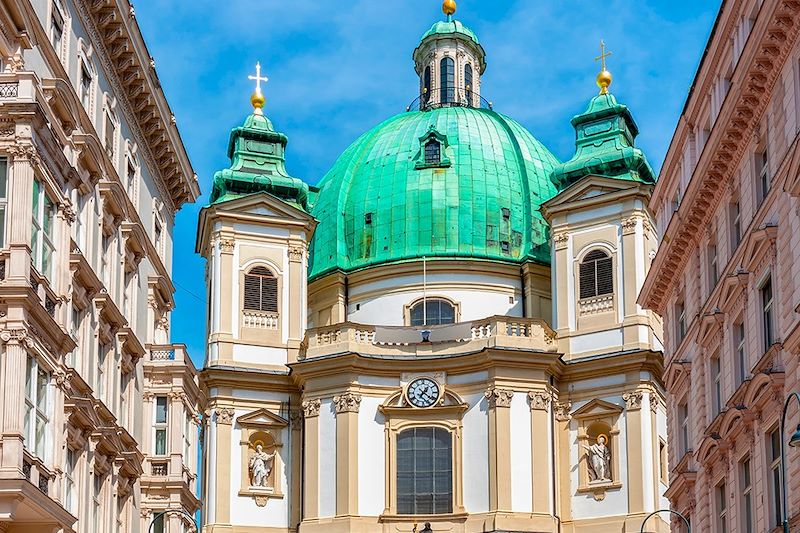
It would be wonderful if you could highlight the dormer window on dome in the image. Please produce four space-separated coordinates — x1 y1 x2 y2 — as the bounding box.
415 126 451 169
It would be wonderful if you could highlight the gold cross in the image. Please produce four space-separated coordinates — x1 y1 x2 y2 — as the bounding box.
248 61 269 93
595 40 612 71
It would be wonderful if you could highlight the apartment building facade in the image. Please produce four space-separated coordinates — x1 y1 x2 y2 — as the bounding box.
640 0 800 531
0 1 200 532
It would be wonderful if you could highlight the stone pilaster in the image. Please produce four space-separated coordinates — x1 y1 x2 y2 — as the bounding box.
213 407 235 523
334 393 360 516
529 390 552 513
0 329 28 478
302 399 320 519
485 387 513 511
623 391 645 514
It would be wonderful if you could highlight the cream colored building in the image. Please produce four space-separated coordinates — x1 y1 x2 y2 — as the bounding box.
198 4 670 532
639 0 800 531
0 1 201 532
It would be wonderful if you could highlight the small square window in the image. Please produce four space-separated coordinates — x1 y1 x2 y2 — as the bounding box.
364 213 373 225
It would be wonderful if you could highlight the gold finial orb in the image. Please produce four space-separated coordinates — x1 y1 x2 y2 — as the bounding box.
596 70 612 95
250 90 266 114
443 0 456 16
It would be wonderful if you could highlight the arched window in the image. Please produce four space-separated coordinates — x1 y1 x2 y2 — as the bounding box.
579 250 613 299
424 139 441 165
440 57 454 104
423 66 432 104
397 427 453 515
464 63 473 95
410 298 455 326
243 266 278 312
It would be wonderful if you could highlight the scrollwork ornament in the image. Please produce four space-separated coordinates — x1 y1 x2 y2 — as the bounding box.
0 328 26 344
219 239 234 253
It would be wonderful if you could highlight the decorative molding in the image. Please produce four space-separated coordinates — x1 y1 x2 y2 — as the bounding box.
0 328 27 344
219 239 234 254
553 231 569 250
621 216 639 234
649 392 659 413
623 391 644 411
214 408 236 425
484 387 514 408
333 393 362 414
289 410 302 431
528 390 551 411
302 399 321 418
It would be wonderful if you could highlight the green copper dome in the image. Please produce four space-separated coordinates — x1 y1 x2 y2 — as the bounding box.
421 19 480 46
308 106 560 280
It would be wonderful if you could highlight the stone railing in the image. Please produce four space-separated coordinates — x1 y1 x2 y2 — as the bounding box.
301 316 557 360
146 344 193 368
578 294 614 316
242 311 279 330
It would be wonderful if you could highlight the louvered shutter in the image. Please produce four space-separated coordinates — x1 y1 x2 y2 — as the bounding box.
261 275 278 312
596 257 614 295
579 261 596 299
243 266 277 312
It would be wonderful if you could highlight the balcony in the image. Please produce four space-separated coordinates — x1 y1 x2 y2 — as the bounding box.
147 343 192 364
300 316 557 360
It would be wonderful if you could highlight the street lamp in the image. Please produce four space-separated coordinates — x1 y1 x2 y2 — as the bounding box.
639 509 690 533
780 392 800 533
148 509 198 533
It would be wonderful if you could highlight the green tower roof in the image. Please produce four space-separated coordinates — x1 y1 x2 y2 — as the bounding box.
421 19 481 46
209 110 310 210
550 91 656 190
308 106 560 280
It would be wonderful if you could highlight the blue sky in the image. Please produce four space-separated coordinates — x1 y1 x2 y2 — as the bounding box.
134 0 720 365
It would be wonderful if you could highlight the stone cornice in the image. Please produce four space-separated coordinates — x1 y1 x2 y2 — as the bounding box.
642 1 800 313
76 0 199 211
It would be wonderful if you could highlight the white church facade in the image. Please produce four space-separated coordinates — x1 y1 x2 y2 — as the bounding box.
196 3 669 532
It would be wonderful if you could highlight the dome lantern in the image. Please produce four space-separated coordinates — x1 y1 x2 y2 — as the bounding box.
412 5 486 110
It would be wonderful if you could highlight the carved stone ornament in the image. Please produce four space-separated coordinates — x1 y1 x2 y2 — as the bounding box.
554 401 572 421
302 399 321 418
0 328 27 344
528 390 551 411
248 443 276 489
215 408 236 425
621 216 639 234
333 393 362 414
553 232 569 250
649 392 659 413
289 410 303 431
54 370 71 391
288 246 304 262
485 387 514 408
623 391 644 411
219 239 234 253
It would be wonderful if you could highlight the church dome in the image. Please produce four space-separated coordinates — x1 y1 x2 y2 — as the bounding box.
308 106 560 280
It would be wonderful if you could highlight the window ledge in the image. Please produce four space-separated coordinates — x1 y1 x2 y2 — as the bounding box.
379 510 468 523
414 159 451 170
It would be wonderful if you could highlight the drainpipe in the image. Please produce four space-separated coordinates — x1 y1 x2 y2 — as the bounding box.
520 266 527 318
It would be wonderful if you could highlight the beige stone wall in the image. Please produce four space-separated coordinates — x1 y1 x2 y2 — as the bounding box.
640 0 800 530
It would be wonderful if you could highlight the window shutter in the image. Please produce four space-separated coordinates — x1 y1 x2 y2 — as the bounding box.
579 261 596 299
261 276 278 312
243 275 261 310
596 257 614 295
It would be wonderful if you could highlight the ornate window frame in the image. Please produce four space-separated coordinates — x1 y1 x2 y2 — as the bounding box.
236 408 288 506
378 385 468 521
414 126 451 169
571 398 623 501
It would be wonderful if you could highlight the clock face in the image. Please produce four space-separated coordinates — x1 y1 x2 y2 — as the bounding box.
406 378 441 408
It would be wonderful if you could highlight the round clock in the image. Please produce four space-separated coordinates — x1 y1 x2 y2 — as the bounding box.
406 377 442 408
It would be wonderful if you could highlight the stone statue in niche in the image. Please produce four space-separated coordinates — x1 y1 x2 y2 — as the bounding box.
582 434 611 482
248 444 276 488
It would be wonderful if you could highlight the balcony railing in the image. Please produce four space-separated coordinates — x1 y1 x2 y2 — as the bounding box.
578 294 614 316
301 316 557 360
407 88 493 112
147 343 194 368
242 310 279 330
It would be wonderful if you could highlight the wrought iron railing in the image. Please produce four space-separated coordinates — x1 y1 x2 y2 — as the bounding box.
407 88 493 112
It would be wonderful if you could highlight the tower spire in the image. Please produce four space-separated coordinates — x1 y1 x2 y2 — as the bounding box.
594 40 613 95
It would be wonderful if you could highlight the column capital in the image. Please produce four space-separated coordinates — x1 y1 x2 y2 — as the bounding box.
553 401 572 421
214 407 236 425
333 393 361 414
302 398 321 418
528 390 551 411
485 387 513 408
623 390 645 411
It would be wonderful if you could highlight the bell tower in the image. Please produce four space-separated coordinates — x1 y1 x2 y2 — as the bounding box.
542 50 662 360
